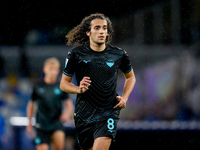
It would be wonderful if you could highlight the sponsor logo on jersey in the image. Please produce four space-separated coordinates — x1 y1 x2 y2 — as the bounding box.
83 60 91 64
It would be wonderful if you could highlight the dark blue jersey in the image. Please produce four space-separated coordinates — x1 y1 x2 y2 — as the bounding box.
31 81 69 130
63 44 132 123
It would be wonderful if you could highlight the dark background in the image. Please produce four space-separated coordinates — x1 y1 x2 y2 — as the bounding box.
1 0 195 45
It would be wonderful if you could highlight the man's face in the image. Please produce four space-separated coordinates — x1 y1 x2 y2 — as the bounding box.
43 62 60 78
87 19 108 45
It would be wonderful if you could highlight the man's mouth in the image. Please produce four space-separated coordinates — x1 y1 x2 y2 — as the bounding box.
98 36 105 39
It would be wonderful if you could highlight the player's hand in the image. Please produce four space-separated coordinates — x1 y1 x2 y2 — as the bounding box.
60 113 70 123
79 77 91 94
113 96 127 109
26 123 33 134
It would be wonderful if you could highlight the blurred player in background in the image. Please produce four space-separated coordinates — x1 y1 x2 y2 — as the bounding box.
26 57 73 150
60 13 136 150
0 114 5 149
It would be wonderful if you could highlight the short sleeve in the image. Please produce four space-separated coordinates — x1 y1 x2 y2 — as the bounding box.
63 50 76 77
31 86 39 102
119 50 132 73
60 91 69 101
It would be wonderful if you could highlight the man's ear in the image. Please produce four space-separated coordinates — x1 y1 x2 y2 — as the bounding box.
86 31 90 37
43 67 46 73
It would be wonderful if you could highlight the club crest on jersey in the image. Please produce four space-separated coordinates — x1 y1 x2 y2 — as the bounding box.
54 88 61 95
106 60 114 67
35 138 41 144
39 88 44 93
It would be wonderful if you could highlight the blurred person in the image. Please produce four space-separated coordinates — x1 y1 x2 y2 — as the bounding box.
186 75 200 119
60 13 136 150
26 57 73 150
0 114 5 148
18 46 29 77
65 136 76 150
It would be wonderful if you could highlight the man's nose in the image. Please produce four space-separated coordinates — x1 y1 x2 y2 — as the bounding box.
99 28 105 34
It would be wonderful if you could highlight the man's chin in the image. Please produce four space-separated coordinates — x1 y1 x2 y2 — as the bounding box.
96 41 106 45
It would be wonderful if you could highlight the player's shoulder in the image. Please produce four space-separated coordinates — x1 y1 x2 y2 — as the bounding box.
107 44 123 50
69 44 88 53
107 44 125 54
32 79 45 88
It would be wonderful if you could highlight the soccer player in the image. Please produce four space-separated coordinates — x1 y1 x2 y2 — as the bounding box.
60 13 136 150
26 57 73 150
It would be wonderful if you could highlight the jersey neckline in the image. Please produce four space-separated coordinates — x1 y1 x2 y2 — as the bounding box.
86 43 108 54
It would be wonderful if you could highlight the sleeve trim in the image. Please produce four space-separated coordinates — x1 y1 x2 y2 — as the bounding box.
123 67 132 74
63 71 73 77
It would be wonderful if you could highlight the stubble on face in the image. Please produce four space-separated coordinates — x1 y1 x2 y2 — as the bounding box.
89 19 108 45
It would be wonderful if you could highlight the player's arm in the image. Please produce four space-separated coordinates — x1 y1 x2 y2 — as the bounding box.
60 99 74 122
65 99 73 118
60 74 91 94
26 101 34 134
114 69 136 109
122 69 136 101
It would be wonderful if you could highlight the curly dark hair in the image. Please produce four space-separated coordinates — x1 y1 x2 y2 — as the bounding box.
66 13 114 46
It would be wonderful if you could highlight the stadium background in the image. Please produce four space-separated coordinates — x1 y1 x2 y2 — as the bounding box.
1 0 200 149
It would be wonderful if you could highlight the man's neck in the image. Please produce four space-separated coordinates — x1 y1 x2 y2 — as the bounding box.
44 76 57 84
90 42 106 52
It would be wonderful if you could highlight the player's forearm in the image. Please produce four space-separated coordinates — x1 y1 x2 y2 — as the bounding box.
122 75 136 102
66 100 73 117
26 101 34 124
60 79 80 94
